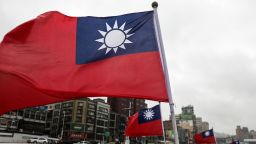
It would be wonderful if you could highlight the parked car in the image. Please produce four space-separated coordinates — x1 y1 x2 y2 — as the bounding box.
47 137 60 144
27 137 48 144
73 141 91 144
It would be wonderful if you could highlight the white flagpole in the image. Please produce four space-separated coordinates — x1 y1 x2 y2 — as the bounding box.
152 2 180 144
159 102 167 144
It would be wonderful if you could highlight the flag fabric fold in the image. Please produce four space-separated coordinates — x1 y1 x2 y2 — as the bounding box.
0 11 168 115
125 105 163 137
194 129 216 144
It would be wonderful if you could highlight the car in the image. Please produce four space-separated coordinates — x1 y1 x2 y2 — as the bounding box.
27 137 48 144
73 141 91 144
47 137 60 144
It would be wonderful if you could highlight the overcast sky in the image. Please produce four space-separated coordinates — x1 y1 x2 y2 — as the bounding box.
1 0 256 135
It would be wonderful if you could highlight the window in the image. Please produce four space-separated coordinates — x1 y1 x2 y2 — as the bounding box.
97 113 108 119
104 121 108 127
109 121 115 127
64 109 72 115
65 116 72 122
96 120 104 126
88 104 95 109
77 110 83 114
53 118 59 123
53 111 60 116
75 116 82 123
55 104 60 109
98 107 108 113
62 102 73 108
78 102 84 106
24 112 30 118
36 114 40 120
87 117 95 124
110 114 115 120
87 125 94 131
88 111 95 116
96 127 104 133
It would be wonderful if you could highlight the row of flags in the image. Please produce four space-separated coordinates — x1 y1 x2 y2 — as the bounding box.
125 105 220 144
0 6 238 144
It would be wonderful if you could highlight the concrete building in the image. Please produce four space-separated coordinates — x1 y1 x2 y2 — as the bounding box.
107 98 147 117
250 130 256 139
236 125 250 141
0 107 48 135
93 99 110 141
201 121 209 131
47 98 111 142
196 117 202 133
108 111 127 142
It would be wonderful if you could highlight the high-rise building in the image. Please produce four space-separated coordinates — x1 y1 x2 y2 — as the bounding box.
175 105 197 144
201 121 209 131
48 98 110 142
0 107 48 134
250 130 256 139
107 98 147 117
109 111 127 142
93 98 110 141
236 125 250 141
196 117 203 132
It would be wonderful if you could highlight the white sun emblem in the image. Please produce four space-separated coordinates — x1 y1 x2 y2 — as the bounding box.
95 20 134 54
143 109 155 120
204 131 210 136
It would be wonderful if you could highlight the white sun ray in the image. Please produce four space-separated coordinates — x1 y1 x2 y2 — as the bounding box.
95 38 104 43
127 33 134 38
98 44 106 50
113 20 118 29
106 23 112 31
113 47 118 53
106 48 112 54
119 22 126 31
98 30 106 36
124 28 132 34
124 39 132 43
119 44 125 49
95 20 135 54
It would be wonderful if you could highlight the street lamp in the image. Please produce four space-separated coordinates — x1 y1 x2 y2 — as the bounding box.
122 101 132 144
60 111 66 140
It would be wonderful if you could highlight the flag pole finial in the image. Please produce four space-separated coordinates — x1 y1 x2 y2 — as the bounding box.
152 1 158 8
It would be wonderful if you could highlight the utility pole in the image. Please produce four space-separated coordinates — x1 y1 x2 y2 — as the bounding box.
60 111 65 140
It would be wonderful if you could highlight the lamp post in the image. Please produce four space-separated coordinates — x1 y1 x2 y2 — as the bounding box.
60 111 66 140
123 101 132 144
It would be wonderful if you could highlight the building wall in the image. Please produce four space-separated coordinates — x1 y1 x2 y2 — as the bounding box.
107 98 146 117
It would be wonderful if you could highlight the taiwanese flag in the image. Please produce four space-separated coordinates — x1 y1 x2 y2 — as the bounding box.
0 11 168 115
125 105 163 137
194 129 216 144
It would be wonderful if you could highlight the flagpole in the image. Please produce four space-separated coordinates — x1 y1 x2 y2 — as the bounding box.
159 102 167 144
152 2 180 144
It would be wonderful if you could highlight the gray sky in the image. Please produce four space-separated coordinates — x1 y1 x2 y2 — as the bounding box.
1 0 256 135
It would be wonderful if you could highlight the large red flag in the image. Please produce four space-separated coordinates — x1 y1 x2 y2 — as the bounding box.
0 11 168 115
125 105 163 137
194 129 216 144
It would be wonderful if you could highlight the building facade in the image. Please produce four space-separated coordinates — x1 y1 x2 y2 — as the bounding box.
107 98 147 117
0 107 48 135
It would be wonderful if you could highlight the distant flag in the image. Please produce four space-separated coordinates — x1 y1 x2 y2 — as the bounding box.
194 129 216 144
0 11 168 115
125 105 163 137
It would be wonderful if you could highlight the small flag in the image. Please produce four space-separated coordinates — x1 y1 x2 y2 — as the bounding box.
125 105 163 137
194 129 216 144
